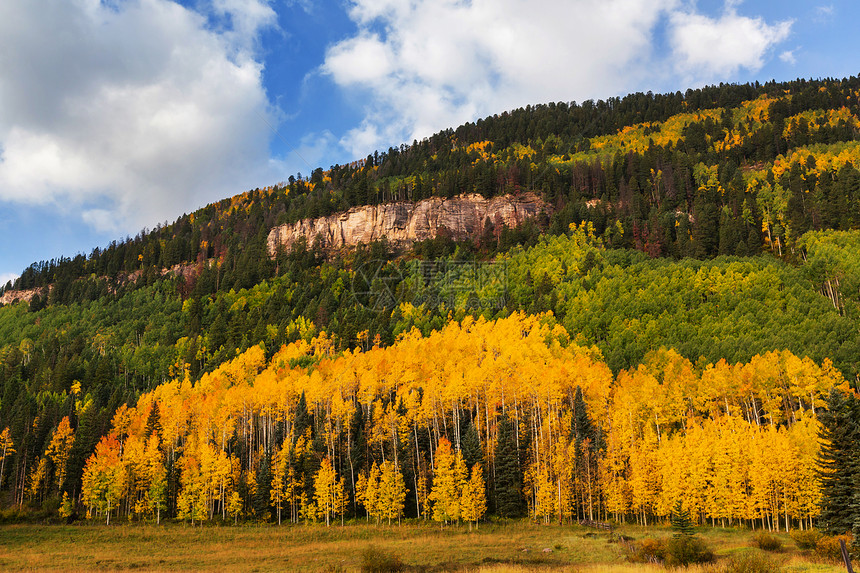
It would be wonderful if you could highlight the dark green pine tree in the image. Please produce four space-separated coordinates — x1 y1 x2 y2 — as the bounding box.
571 386 596 443
494 414 524 518
293 391 311 445
144 401 163 441
461 421 482 470
818 388 860 534
671 499 696 537
254 451 273 521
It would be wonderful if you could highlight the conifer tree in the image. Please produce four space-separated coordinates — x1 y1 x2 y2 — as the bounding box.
254 451 273 521
494 415 524 518
818 388 859 534
671 499 696 537
144 401 162 441
461 422 482 470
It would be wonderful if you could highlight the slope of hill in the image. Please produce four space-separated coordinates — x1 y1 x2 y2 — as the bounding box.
2 76 860 529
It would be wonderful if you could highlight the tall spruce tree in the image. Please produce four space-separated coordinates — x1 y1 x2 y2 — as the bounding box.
494 414 523 518
254 451 273 521
818 388 860 534
461 422 482 470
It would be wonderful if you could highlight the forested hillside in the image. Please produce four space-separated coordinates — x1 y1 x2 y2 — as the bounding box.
2 76 860 533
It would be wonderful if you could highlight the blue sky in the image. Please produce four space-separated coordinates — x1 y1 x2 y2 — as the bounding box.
0 0 857 284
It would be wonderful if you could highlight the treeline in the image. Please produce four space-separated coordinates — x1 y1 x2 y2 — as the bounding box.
5 75 860 304
7 313 845 530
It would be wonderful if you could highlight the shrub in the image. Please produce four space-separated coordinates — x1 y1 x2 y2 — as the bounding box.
665 535 715 567
815 533 854 560
789 529 822 551
751 532 782 551
361 546 404 573
701 551 782 573
627 537 667 563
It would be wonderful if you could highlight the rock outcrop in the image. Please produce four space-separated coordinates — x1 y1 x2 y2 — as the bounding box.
0 287 46 306
267 193 548 255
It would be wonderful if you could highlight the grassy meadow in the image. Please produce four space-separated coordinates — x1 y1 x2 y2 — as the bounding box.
0 521 851 572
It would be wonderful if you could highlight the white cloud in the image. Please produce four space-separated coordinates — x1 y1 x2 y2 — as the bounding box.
780 49 797 65
0 273 18 287
669 3 792 79
323 0 792 158
815 4 834 22
0 0 279 233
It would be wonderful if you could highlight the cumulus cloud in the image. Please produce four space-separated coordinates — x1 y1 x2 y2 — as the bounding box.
0 0 278 232
0 273 18 287
323 0 679 156
323 0 792 158
669 2 792 79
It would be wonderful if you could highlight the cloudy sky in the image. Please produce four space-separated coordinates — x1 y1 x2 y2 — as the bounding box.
0 0 856 282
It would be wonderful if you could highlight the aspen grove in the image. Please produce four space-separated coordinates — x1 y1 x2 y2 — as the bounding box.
75 312 845 529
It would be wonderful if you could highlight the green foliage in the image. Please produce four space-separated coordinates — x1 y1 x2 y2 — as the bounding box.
789 528 822 550
665 535 715 567
460 422 482 471
818 389 860 534
671 500 696 537
493 415 523 519
702 551 782 573
751 532 783 552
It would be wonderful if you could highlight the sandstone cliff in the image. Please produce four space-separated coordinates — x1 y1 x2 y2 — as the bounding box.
0 287 46 306
267 193 548 255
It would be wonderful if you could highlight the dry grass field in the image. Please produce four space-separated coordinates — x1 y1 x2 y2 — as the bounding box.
0 520 851 572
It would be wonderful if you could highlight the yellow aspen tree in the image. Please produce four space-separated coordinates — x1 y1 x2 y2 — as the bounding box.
336 476 348 526
59 491 74 519
270 442 290 525
428 438 465 525
553 440 575 524
629 432 660 526
81 435 126 525
0 427 15 489
532 464 555 524
313 457 340 526
460 464 487 530
227 490 243 524
363 463 382 524
143 435 166 524
355 469 369 520
45 416 75 493
378 460 406 525
27 457 49 502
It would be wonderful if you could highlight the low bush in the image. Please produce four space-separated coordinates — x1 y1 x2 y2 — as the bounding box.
702 551 782 573
815 533 853 561
361 545 404 573
751 532 782 551
628 535 715 566
665 535 715 567
789 528 822 550
627 537 666 563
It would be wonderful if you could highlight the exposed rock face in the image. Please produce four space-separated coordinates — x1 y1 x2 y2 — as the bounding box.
267 193 548 255
0 287 46 306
